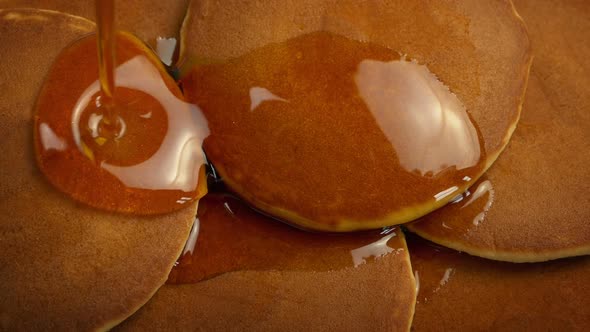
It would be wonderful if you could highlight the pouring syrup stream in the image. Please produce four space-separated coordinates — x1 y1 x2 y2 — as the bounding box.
93 0 121 146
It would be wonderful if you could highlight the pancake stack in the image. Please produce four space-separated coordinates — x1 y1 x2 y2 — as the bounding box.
0 0 588 331
180 0 531 232
406 0 590 263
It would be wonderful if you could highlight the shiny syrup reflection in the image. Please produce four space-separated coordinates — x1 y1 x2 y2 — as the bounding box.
355 57 481 177
183 31 486 230
34 32 209 214
167 193 406 284
406 233 459 303
408 176 496 238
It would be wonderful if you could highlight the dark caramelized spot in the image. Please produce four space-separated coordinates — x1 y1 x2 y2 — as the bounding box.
34 32 208 215
167 194 405 284
183 31 486 231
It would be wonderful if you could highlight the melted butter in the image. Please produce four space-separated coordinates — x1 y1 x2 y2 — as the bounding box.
167 193 406 284
34 32 209 214
183 31 487 230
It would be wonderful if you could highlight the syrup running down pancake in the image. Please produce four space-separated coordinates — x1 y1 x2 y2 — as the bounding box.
118 194 417 331
167 193 411 284
407 0 590 262
180 0 531 232
34 30 209 214
0 9 195 330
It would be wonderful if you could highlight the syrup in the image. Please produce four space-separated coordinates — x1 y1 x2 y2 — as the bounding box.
406 233 459 304
33 3 486 286
408 175 496 238
167 192 406 284
33 1 209 214
95 0 116 112
182 31 487 231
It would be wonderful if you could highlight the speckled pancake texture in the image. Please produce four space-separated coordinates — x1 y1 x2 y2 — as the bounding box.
0 9 195 330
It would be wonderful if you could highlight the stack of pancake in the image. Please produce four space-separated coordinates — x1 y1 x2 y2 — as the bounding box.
0 0 588 330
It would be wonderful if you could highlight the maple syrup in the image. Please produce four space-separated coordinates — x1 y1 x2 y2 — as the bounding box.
32 1 487 285
167 192 406 284
407 175 496 239
405 233 460 304
95 0 116 113
182 31 487 231
33 1 209 214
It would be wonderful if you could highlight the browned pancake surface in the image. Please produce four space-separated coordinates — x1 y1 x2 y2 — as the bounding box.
408 234 590 331
0 9 195 330
408 0 590 262
116 230 416 331
180 0 531 231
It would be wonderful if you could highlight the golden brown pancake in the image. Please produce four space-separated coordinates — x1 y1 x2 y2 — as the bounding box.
0 0 189 47
0 9 195 330
115 198 416 331
407 233 590 331
162 193 412 285
407 0 590 262
179 0 532 232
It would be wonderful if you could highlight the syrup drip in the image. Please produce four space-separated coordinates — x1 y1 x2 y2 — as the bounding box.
88 0 125 156
96 0 116 109
406 233 459 304
32 6 486 287
167 193 405 284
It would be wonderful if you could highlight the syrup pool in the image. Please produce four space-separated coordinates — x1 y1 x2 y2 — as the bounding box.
34 32 209 214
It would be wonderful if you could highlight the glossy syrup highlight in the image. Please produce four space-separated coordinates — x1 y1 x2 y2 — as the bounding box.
33 15 209 214
168 193 406 284
182 31 487 231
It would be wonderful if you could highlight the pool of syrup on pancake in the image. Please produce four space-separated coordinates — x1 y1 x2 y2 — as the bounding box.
32 0 488 283
34 0 209 214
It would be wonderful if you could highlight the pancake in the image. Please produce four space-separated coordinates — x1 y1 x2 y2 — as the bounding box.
407 0 590 262
407 233 590 331
0 0 189 47
0 9 195 330
179 0 532 232
161 193 412 284
115 196 416 331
